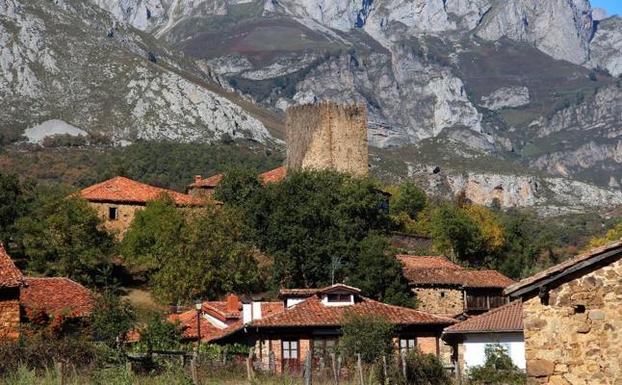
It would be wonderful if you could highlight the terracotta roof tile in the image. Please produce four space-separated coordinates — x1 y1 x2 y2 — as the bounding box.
21 277 94 318
251 296 455 328
0 244 24 288
187 174 224 189
259 166 287 184
398 255 515 288
505 240 622 297
444 301 523 334
279 284 362 298
80 176 200 206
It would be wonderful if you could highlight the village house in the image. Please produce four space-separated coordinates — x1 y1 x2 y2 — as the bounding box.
79 176 201 234
504 241 622 385
398 255 515 317
442 300 525 381
205 284 456 373
187 166 287 196
0 245 94 339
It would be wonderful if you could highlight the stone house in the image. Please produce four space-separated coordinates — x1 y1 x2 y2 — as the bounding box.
187 166 287 196
79 176 201 235
398 255 515 317
504 241 622 385
442 300 525 381
0 245 94 338
212 284 455 373
0 244 24 339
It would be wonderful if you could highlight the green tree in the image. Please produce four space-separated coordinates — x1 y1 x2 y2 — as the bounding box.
430 204 486 266
468 344 526 385
390 181 428 219
16 187 115 286
0 172 30 247
90 292 136 347
340 313 394 363
139 313 183 351
121 195 186 273
247 170 392 288
347 234 415 307
213 166 263 209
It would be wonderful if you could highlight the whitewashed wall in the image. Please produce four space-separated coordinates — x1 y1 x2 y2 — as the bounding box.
463 332 525 370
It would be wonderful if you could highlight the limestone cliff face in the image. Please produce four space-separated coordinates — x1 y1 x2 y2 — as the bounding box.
0 0 271 144
590 17 622 77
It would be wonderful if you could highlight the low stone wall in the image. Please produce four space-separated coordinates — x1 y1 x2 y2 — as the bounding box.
522 258 622 384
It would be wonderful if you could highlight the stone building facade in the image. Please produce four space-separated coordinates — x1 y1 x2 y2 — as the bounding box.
285 102 368 177
0 244 23 339
413 287 465 316
505 242 622 385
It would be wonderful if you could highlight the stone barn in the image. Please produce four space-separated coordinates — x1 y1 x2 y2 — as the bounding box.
504 241 622 385
285 102 368 177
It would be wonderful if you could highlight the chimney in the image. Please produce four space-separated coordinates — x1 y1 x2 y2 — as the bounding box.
225 294 239 314
194 175 203 183
242 295 263 323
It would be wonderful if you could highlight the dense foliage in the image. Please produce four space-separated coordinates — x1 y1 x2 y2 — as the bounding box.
122 197 262 303
467 344 526 385
339 313 394 363
90 292 136 347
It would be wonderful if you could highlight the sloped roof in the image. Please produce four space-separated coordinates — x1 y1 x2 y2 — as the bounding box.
187 174 224 189
80 176 199 205
279 283 362 298
21 277 94 318
259 166 287 184
251 296 455 328
443 301 523 334
0 244 24 288
505 240 622 297
398 255 515 288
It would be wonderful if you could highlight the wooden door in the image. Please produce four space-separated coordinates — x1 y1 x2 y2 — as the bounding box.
282 340 300 373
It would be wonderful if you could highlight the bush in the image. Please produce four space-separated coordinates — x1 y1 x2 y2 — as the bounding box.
90 292 136 347
136 313 183 352
467 344 526 385
375 349 451 385
340 313 394 363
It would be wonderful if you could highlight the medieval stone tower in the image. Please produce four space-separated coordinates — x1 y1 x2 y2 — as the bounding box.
285 102 368 177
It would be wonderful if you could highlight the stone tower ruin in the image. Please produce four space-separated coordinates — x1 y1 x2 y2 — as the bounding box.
285 102 368 177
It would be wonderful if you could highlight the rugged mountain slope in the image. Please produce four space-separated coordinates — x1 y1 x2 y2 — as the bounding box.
0 0 275 144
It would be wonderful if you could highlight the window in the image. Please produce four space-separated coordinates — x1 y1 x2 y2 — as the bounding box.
327 294 351 302
282 340 299 360
440 292 445 298
108 207 118 220
313 338 337 358
399 338 416 353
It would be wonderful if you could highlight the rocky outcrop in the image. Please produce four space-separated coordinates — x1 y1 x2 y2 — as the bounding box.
476 0 593 65
590 17 622 77
0 0 271 144
480 86 530 110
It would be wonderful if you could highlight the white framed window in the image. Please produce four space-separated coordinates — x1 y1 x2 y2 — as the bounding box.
400 338 416 352
282 340 299 359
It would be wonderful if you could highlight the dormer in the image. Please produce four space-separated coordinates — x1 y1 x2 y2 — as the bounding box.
318 284 360 307
279 284 362 309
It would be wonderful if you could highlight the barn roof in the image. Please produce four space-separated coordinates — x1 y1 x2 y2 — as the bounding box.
0 244 24 288
443 301 523 335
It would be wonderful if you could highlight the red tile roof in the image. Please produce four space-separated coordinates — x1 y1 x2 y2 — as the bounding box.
279 284 362 298
259 166 287 184
505 240 622 297
21 277 94 318
187 174 224 189
398 255 515 288
188 167 286 190
169 300 284 342
250 296 455 328
443 301 523 334
0 244 24 288
80 176 200 206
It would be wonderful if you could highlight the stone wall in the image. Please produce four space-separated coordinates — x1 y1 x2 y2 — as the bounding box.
413 287 464 316
522 258 622 385
89 202 143 236
0 288 20 340
286 102 368 177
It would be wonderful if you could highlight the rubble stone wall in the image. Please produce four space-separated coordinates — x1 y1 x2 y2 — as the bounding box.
0 288 20 340
286 102 368 177
413 287 464 316
522 258 622 385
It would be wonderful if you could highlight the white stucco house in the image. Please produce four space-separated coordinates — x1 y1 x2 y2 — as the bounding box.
442 300 525 378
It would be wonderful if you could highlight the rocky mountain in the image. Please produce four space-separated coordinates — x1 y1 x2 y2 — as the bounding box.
2 0 622 213
0 0 276 145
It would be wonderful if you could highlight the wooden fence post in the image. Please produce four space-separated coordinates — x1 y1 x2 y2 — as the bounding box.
356 354 365 385
382 355 388 385
304 352 313 385
191 349 199 385
330 353 341 385
246 349 255 382
401 350 407 382
269 351 276 373
55 362 64 385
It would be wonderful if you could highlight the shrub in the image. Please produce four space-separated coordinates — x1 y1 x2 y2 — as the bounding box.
467 344 526 385
90 292 136 347
374 349 451 385
340 313 394 363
